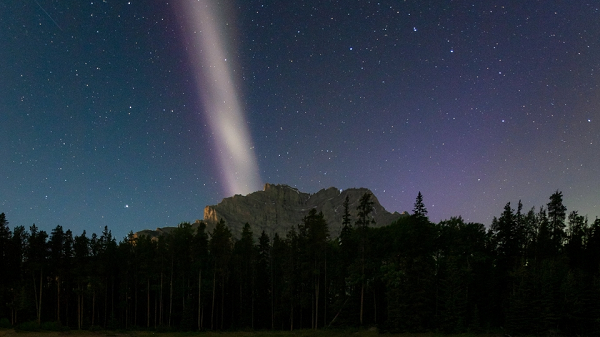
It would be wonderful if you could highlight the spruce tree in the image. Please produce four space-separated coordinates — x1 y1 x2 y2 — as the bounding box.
0 213 10 319
232 223 255 328
412 192 428 220
547 191 567 252
191 221 209 330
209 219 232 330
355 193 374 326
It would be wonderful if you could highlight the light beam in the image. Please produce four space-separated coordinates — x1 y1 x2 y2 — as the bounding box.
178 1 262 196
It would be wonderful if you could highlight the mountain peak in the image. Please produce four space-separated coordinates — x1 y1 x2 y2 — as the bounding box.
137 184 407 240
202 183 405 238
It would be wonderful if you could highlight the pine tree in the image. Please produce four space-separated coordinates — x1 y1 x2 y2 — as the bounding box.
192 221 209 330
355 193 374 326
536 206 555 260
209 219 232 330
232 223 255 328
341 195 352 240
522 207 539 264
49 225 67 324
26 224 49 325
168 222 195 328
300 209 329 329
547 191 567 252
585 218 600 274
255 231 271 329
491 202 520 269
7 225 27 325
0 213 11 321
0 213 10 265
271 233 287 329
282 226 299 330
412 192 428 220
73 231 90 330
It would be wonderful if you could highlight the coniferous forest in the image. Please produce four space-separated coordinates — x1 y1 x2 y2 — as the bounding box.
1 191 599 335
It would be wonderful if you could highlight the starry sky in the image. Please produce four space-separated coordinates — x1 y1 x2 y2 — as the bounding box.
2 0 599 240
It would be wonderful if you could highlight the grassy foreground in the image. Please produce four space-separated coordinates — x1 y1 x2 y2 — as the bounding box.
0 329 507 337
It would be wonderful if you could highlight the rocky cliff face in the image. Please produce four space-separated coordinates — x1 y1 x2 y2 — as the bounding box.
136 183 407 240
202 183 406 238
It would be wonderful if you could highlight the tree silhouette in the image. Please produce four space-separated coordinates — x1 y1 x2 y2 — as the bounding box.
412 192 428 220
26 224 48 325
355 193 374 326
209 219 232 330
1 189 599 333
192 221 209 330
0 213 11 321
547 190 567 253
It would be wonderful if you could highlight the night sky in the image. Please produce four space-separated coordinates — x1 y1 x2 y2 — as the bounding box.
2 0 599 240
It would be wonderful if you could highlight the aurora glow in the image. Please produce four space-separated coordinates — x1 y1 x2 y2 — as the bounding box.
2 0 598 240
178 0 262 196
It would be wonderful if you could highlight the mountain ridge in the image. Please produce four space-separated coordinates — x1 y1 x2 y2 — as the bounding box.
136 183 408 239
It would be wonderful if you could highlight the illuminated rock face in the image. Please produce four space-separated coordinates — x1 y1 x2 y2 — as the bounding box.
202 183 406 238
137 183 407 240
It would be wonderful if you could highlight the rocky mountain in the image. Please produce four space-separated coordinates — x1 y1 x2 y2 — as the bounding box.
137 183 408 240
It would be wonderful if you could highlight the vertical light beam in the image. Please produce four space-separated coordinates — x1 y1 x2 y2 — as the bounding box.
178 1 262 196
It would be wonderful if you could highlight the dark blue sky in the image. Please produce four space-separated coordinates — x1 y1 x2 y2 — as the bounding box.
2 0 599 240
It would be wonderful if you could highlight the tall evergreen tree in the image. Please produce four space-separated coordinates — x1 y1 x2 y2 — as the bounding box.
522 207 539 264
282 226 300 330
547 190 567 252
192 221 209 330
0 213 10 265
49 225 67 324
97 226 117 328
271 232 287 329
209 219 232 330
299 209 329 329
255 230 272 329
26 224 49 325
536 206 556 260
566 211 587 269
73 230 90 329
355 193 374 326
7 225 28 325
167 222 195 328
0 213 11 320
586 218 600 274
491 202 520 268
232 223 255 328
412 192 428 220
340 195 352 241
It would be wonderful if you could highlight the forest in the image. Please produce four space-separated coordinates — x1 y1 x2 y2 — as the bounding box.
0 191 599 335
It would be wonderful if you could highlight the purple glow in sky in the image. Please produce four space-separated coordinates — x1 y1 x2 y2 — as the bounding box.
1 0 598 239
178 0 262 197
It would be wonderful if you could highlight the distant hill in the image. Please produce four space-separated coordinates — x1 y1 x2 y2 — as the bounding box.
136 183 408 239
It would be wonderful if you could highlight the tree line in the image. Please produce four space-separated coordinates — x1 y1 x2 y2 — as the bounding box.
0 190 599 335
